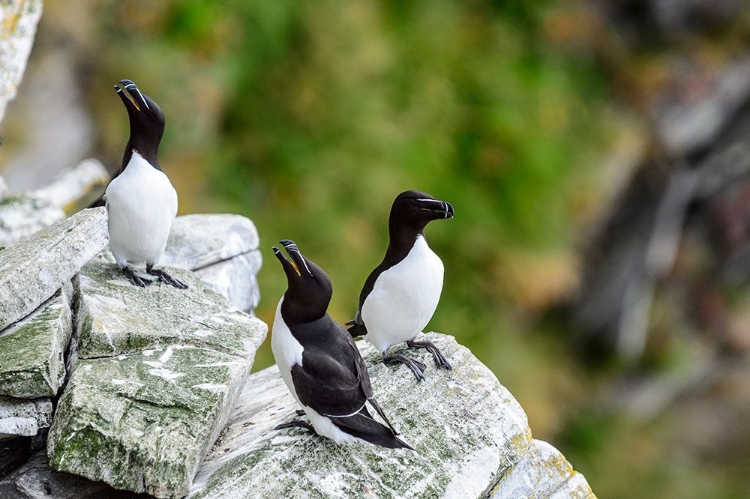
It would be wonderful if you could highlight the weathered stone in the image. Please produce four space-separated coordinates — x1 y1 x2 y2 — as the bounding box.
0 286 72 399
0 450 151 499
0 176 7 202
31 159 110 214
0 0 43 123
0 397 52 440
161 214 262 313
189 333 535 499
0 194 65 247
47 346 254 499
76 262 266 359
490 439 595 498
0 207 108 332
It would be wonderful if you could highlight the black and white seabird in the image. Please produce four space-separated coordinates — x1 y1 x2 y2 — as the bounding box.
271 240 411 449
104 79 186 289
347 190 454 381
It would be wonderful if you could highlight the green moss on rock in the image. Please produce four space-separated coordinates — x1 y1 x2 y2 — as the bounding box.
0 289 72 398
48 346 253 499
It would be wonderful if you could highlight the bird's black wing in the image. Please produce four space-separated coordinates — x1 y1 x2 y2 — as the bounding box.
291 344 367 418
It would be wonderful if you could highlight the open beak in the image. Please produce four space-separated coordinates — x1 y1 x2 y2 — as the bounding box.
417 198 455 219
273 240 313 278
114 79 150 112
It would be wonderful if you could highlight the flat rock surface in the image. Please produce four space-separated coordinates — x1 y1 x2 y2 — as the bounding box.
47 346 255 499
161 214 259 269
0 287 72 398
0 207 108 332
0 398 52 440
76 262 266 359
161 214 262 313
189 333 533 499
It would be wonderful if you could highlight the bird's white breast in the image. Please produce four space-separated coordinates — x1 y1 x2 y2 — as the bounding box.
361 235 444 353
271 296 304 405
105 152 177 266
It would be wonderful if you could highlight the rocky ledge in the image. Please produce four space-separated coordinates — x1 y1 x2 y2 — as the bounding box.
189 333 595 499
0 172 594 499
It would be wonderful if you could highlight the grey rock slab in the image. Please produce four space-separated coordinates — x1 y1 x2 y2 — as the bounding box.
0 194 65 247
161 214 260 269
490 439 596 498
189 333 533 499
76 261 267 359
187 251 261 314
0 286 72 398
161 214 262 313
0 0 42 123
0 398 52 440
0 450 151 499
0 207 108 331
47 346 254 499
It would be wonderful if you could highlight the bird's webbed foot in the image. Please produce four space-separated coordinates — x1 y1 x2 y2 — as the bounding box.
122 266 153 287
146 264 188 289
407 339 452 370
383 353 427 382
274 415 315 432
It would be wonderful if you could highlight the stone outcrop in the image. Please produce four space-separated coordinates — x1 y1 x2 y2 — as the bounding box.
161 214 262 314
47 261 267 498
0 0 42 123
0 285 72 399
0 398 52 441
0 207 108 332
189 333 595 499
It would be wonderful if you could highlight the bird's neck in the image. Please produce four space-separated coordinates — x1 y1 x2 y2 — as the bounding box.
386 223 425 262
125 136 162 172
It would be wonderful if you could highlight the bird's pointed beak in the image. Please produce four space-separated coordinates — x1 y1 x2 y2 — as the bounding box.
115 79 150 113
280 240 314 277
417 198 455 219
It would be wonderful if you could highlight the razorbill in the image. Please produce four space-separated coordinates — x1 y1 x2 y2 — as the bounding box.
104 79 186 289
347 190 454 381
271 239 411 449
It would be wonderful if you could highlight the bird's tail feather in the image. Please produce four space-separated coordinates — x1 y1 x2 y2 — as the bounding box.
332 407 412 450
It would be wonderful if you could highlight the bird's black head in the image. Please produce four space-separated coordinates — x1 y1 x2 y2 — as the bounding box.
389 190 454 234
274 240 333 324
115 79 165 167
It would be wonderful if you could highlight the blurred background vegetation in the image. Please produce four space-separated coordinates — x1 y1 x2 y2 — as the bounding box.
3 0 750 497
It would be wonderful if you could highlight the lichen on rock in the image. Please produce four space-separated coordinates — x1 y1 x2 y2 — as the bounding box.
0 286 72 399
75 262 265 359
47 346 254 499
189 333 535 499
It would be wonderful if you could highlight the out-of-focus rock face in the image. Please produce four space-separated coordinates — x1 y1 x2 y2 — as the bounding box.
0 0 43 123
189 333 595 499
161 214 262 314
